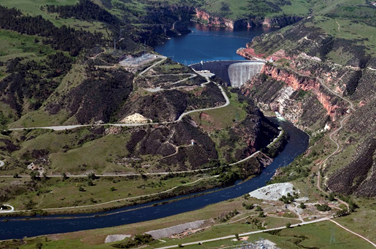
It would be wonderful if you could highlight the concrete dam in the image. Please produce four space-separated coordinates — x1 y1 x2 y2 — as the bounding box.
190 60 265 87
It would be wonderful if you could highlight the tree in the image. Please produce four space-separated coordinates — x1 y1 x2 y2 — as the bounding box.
258 211 266 217
30 171 38 181
299 202 306 209
335 209 349 217
87 172 97 180
286 222 291 228
315 204 331 211
61 172 68 181
349 201 358 212
328 192 336 201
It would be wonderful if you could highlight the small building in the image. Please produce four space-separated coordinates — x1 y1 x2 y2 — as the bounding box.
190 139 195 146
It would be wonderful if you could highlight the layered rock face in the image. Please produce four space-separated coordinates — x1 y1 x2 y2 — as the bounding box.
195 8 234 28
261 64 345 119
193 8 302 29
238 17 376 196
241 63 346 130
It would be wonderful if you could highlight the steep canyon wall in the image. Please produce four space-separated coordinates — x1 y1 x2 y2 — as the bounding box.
193 8 303 29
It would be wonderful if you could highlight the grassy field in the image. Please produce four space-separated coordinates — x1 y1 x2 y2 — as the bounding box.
189 92 247 132
0 0 108 36
0 30 56 63
0 174 208 210
176 220 375 249
305 16 376 57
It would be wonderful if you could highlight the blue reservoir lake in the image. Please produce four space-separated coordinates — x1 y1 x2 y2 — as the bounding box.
155 23 271 64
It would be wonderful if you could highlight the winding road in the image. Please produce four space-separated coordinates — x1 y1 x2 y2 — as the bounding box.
0 204 14 213
315 77 355 209
7 58 229 131
285 67 355 206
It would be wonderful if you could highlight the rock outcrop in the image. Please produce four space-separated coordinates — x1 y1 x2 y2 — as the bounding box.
238 15 376 197
261 64 341 119
193 9 302 29
194 8 234 28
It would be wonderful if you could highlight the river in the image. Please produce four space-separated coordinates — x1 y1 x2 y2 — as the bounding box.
0 25 308 240
0 120 308 240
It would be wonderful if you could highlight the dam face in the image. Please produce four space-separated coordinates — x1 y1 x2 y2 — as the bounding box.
228 62 264 88
190 60 264 87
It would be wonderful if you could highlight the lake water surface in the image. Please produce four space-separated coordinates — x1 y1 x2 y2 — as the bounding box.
155 23 271 64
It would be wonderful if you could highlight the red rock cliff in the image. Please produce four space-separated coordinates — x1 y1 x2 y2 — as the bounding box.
262 64 339 118
194 8 234 28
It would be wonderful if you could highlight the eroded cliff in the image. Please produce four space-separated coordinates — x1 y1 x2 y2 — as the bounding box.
238 16 376 196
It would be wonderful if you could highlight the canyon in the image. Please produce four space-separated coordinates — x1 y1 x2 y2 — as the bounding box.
194 8 303 29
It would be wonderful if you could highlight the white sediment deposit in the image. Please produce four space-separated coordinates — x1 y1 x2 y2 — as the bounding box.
105 234 131 243
146 220 206 239
249 183 298 201
120 113 152 124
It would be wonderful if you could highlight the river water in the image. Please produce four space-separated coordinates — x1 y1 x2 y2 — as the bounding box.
155 23 271 64
0 25 308 240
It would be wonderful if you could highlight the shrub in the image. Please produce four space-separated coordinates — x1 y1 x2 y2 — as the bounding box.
315 204 331 211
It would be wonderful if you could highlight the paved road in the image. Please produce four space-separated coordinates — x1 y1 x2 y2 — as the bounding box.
7 59 229 131
144 73 197 93
156 216 376 249
0 204 14 213
137 55 167 77
177 80 230 122
156 217 331 249
0 167 217 178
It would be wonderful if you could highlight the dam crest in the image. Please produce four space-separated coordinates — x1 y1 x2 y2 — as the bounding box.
190 60 265 87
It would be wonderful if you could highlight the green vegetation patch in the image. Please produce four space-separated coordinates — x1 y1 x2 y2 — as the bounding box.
189 91 247 131
0 30 55 62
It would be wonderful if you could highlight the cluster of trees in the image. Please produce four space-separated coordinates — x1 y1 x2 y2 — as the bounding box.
0 5 104 56
245 217 265 229
242 202 254 210
46 0 122 28
218 209 239 222
217 171 240 187
315 204 331 212
0 53 72 115
279 192 299 204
